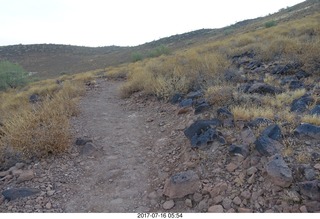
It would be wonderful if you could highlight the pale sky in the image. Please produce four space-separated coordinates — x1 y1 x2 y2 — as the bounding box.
0 0 305 47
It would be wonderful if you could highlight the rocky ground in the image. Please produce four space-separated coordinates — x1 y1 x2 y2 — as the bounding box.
1 55 320 212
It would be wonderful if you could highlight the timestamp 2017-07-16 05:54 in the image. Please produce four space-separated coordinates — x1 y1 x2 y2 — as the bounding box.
137 213 183 218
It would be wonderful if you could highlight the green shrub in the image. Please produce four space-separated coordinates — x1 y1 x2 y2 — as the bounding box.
131 52 143 62
0 61 29 91
265 20 277 28
147 45 171 58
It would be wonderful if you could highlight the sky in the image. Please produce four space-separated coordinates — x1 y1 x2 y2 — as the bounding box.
0 0 305 47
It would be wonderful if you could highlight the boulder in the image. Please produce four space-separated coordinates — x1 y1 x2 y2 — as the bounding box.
163 170 200 199
289 80 304 90
179 99 193 107
194 101 210 115
255 135 281 157
310 105 320 116
2 188 40 201
266 154 293 187
290 95 314 113
261 124 282 141
294 123 320 139
297 180 320 201
184 120 223 148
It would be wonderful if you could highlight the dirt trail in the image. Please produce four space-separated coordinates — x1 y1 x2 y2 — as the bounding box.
64 80 155 212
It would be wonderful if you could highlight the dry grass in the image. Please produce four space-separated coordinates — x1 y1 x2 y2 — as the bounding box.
205 85 234 106
301 115 320 126
0 78 85 160
231 105 275 121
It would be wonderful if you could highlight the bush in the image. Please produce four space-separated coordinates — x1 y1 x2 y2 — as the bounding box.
147 45 171 58
0 61 29 91
265 20 277 28
131 52 144 62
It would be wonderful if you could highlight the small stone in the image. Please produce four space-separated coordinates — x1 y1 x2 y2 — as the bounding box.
227 208 236 213
300 206 308 213
35 204 42 209
222 198 232 210
226 163 238 172
210 182 228 197
233 196 241 205
229 144 249 157
238 208 252 213
265 209 274 213
304 168 315 181
241 127 256 145
36 196 44 203
213 195 223 204
163 200 175 210
314 164 320 170
15 163 25 169
147 191 158 199
45 202 52 209
75 137 92 146
2 188 40 201
47 190 55 196
198 199 208 212
185 199 192 208
0 170 9 177
248 173 255 184
193 192 203 202
240 190 251 200
297 180 320 201
247 167 257 176
163 170 200 199
17 169 34 183
208 205 224 213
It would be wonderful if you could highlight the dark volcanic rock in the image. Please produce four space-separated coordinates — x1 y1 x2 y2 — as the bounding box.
179 99 193 107
290 95 314 113
29 94 41 103
247 83 277 95
163 170 201 199
266 154 293 187
170 93 183 104
297 180 320 201
248 117 273 128
289 80 304 90
294 123 320 139
75 137 93 146
229 144 249 158
194 103 210 115
296 70 311 79
272 62 301 75
310 105 320 116
217 107 233 119
255 135 281 156
2 188 40 201
184 120 223 148
261 124 282 141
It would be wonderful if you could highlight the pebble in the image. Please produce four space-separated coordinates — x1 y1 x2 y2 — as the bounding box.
222 198 232 210
226 163 238 172
193 192 203 202
45 202 52 209
248 173 255 184
198 199 208 212
47 190 55 196
17 169 34 183
213 195 223 204
300 206 308 213
314 163 320 170
163 200 175 210
185 199 192 208
233 196 242 206
240 190 251 200
208 205 224 213
238 208 252 213
247 167 258 176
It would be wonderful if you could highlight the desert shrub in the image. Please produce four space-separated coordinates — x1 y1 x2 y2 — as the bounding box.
0 80 84 159
0 61 29 91
265 20 277 28
205 85 234 106
131 52 144 62
147 45 171 58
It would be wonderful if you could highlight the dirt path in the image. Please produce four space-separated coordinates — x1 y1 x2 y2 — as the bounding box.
64 80 155 212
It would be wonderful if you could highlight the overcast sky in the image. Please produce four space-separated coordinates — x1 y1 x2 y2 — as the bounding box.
0 0 305 47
